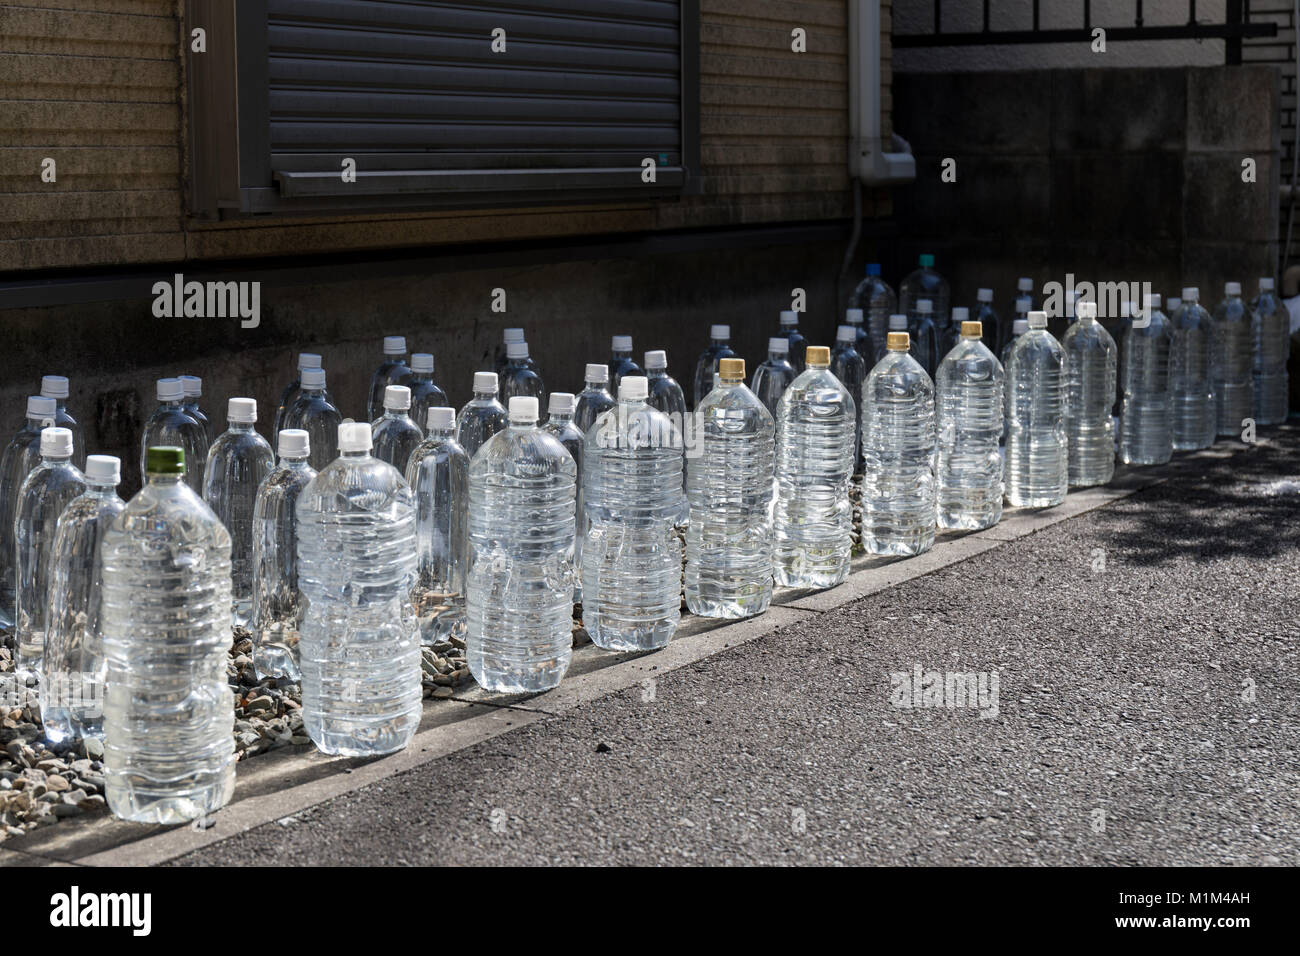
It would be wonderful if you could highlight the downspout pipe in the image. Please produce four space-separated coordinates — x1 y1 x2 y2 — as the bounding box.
848 0 915 185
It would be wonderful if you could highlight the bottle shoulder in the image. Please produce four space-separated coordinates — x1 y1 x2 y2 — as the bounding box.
470 427 578 479
112 481 231 545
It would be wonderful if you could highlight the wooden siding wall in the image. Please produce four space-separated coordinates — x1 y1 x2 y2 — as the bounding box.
0 0 891 272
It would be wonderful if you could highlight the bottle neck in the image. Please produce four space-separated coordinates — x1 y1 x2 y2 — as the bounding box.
302 384 325 396
41 454 72 466
341 449 371 461
161 399 185 410
473 389 498 401
584 380 608 392
280 455 311 468
146 472 186 485
227 420 255 433
427 426 455 441
508 421 534 431
611 349 631 360
718 377 744 387
85 480 119 494
646 368 666 378
549 412 573 425
768 351 787 362
711 338 728 347
383 408 410 420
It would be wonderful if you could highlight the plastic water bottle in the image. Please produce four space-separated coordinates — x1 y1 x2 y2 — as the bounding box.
1166 296 1182 318
1061 301 1117 487
685 358 775 618
692 324 736 410
774 347 854 587
466 396 576 692
142 377 208 493
609 335 643 387
250 429 315 681
900 254 950 344
1010 297 1032 353
405 407 468 645
0 396 57 627
273 352 321 439
1005 311 1067 507
582 376 684 650
14 427 86 682
849 263 896 361
1001 317 1028 369
908 299 940 377
830 325 867 472
1119 293 1173 466
974 288 1001 357
39 376 85 469
844 307 872 355
203 398 274 627
751 337 796 418
367 336 411 421
457 371 509 460
574 364 616 436
371 384 423 473
943 306 970 362
101 445 235 823
544 392 584 601
877 313 908 362
407 353 448 437
282 366 340 473
1252 278 1289 424
501 340 546 404
296 423 421 755
1212 282 1255 436
494 327 525 377
861 332 936 554
777 310 808 373
937 320 1004 530
1170 287 1216 450
1000 316 1029 451
179 375 213 446
1016 277 1035 310
40 454 124 744
644 350 687 424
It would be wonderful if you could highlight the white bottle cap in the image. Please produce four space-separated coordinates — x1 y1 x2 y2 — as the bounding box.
644 350 667 370
836 325 856 343
40 375 69 399
1260 277 1275 291
845 307 864 324
976 288 993 303
1015 296 1032 312
1167 297 1181 312
951 307 970 322
1225 281 1241 295
27 396 56 419
383 336 406 356
384 385 411 411
768 337 789 353
1145 293 1161 308
179 374 202 398
473 371 498 393
1077 301 1097 320
619 376 649 401
889 314 908 331
508 396 538 424
40 427 73 458
1182 287 1199 301
1012 318 1029 335
1018 277 1033 292
503 327 525 345
85 454 120 484
298 352 322 371
917 299 933 313
779 310 798 326
1028 310 1048 329
411 352 434 373
506 341 529 360
710 324 730 339
612 334 633 351
277 429 310 458
338 421 371 452
427 406 456 430
548 391 575 415
156 377 184 402
585 363 609 383
228 397 257 423
301 367 326 388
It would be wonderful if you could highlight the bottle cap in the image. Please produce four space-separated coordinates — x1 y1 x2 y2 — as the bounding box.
768 337 789 353
1260 277 1275 291
618 377 649 401
179 374 202 398
1077 301 1097 320
836 325 856 343
85 454 120 484
1167 297 1182 312
1182 287 1199 301
301 367 326 388
1028 310 1048 329
156 377 184 402
1145 293 1161 308
503 327 525 345
805 346 831 367
976 288 993 303
845 307 864 324
383 336 406 356
277 429 310 458
40 427 73 458
26 396 56 419
612 334 633 351
710 324 730 340
338 422 371 452
585 363 609 383
473 371 498 393
643 350 667 370
887 332 910 351
228 397 257 423
548 391 575 415
917 299 933 313
888 314 908 331
145 446 185 475
427 406 456 430
961 320 982 338
718 357 745 382
1018 277 1033 292
952 307 969 322
1015 296 1032 312
506 341 529 360
411 352 434 373
779 310 798 327
1225 281 1241 295
1012 318 1028 335
508 396 539 424
384 385 411 411
40 375 69 399
866 263 882 276
919 253 935 268
298 352 322 371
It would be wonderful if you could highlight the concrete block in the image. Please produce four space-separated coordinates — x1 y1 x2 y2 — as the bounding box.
1052 68 1187 153
1187 66 1280 152
1182 151 1277 243
893 71 1052 155
1051 153 1184 241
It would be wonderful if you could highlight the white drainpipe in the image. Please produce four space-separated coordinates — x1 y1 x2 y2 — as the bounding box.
848 0 915 184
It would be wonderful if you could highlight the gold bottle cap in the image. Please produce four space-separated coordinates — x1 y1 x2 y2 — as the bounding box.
805 346 831 367
718 357 745 382
887 331 910 351
961 320 982 338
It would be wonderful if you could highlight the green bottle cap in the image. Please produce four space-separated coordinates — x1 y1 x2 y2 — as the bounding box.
145 446 186 475
919 253 935 268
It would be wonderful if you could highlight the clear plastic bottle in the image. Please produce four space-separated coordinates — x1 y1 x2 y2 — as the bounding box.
371 384 423 473
407 353 448 437
574 363 616 437
40 376 85 469
609 335 644 388
101 445 235 823
900 253 951 345
1166 296 1182 318
1016 277 1035 311
1062 301 1117 487
0 396 57 627
466 396 576 692
774 347 855 587
583 377 684 650
1119 293 1173 466
1212 281 1256 436
282 367 341 473
751 337 796 418
296 422 421 755
40 454 124 744
830 324 868 473
907 299 940 377
1000 316 1029 451
943 307 970 364
405 407 468 645
273 352 322 439
250 429 316 681
1252 277 1289 424
14 427 86 682
367 336 411 421
974 288 1002 357
844 306 873 356
544 392 584 602
849 263 896 362
179 375 213 446
457 371 509 460
1170 287 1217 450
861 332 936 554
692 324 736 410
494 327 525 378
685 358 775 618
1010 296 1032 354
877 313 908 363
1005 311 1067 507
142 377 208 494
776 310 808 373
644 350 690 518
937 320 1004 530
203 398 274 627
501 341 546 404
